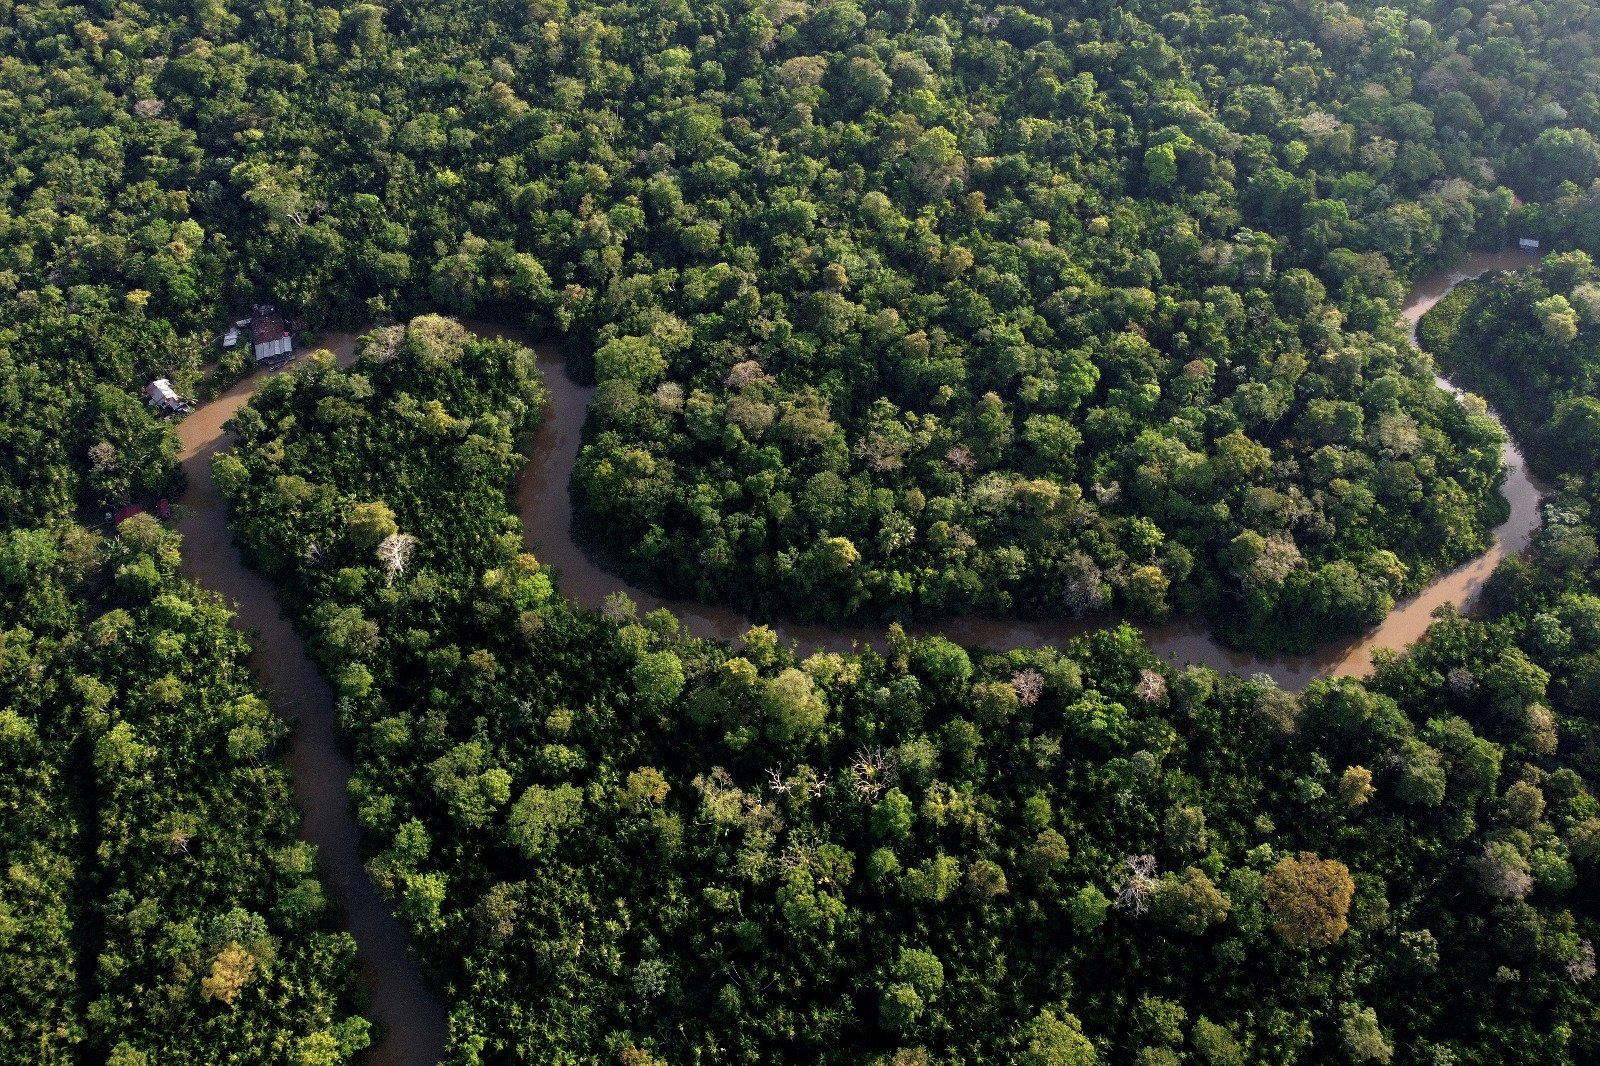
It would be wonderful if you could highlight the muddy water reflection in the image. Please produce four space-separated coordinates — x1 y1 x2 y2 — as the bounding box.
513 248 1546 688
173 337 447 1066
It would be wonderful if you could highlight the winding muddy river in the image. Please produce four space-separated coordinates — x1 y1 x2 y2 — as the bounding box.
173 344 447 1066
515 246 1547 687
169 248 1539 1062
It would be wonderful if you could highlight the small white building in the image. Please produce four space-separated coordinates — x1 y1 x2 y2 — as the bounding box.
146 378 189 413
1519 238 1541 252
222 327 240 348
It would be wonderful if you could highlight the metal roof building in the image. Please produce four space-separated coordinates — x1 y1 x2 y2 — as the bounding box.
146 378 189 412
252 309 293 362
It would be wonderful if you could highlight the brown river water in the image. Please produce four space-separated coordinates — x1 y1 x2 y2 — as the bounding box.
514 246 1547 687
169 248 1540 1063
173 342 447 1065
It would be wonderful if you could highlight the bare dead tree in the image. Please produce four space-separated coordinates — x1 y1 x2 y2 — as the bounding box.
1568 939 1596 982
1447 666 1478 696
1011 668 1045 707
369 325 405 363
856 430 909 472
1136 668 1168 705
766 766 791 796
1471 842 1534 900
780 764 827 801
1116 854 1158 914
945 444 977 473
850 747 898 801
725 360 770 390
376 532 419 585
1062 551 1107 614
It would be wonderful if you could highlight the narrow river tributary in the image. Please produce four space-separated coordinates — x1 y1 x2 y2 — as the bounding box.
173 347 447 1064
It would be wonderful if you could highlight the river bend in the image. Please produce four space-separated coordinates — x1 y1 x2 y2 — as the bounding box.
513 247 1546 688
169 248 1540 1062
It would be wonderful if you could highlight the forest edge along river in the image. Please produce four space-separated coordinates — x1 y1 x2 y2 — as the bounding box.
173 339 446 1066
513 245 1549 687
168 247 1544 1063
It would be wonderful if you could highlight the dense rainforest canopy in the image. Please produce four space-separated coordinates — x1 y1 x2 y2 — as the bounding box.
1421 249 1600 496
8 0 1600 648
0 517 369 1062
1420 252 1600 722
216 316 1600 1063
3 0 1600 1062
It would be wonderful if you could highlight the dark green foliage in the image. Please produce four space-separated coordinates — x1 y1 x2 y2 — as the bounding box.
526 0 1544 651
222 323 1600 1063
1420 251 1600 496
0 291 187 524
0 520 365 1064
1415 249 1600 756
7 0 1600 1061
6 0 1594 651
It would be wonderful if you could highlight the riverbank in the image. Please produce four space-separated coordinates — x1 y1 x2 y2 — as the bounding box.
171 335 447 1066
163 248 1540 1062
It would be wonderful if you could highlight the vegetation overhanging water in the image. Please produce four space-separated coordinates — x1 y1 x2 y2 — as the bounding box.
512 246 1547 689
166 247 1542 1062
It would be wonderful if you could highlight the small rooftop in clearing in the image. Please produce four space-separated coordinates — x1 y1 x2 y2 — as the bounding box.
251 305 292 362
146 377 190 412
